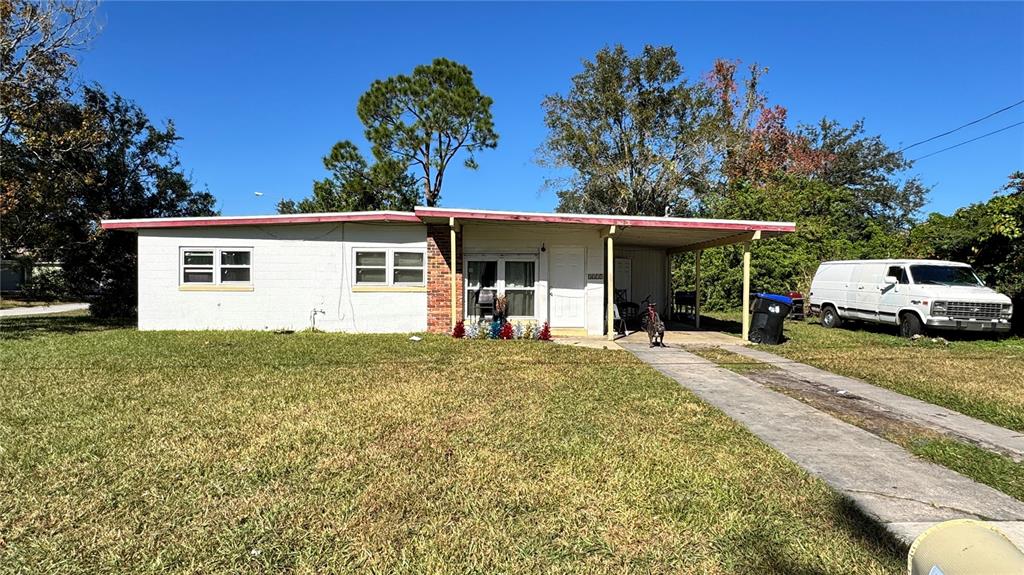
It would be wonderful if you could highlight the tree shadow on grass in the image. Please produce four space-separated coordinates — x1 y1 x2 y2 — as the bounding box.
832 496 905 564
682 314 795 344
753 497 904 574
0 312 131 341
695 314 743 336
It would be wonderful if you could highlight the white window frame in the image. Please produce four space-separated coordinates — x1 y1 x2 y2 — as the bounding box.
354 250 389 286
219 249 253 285
392 250 426 286
464 255 538 320
181 249 215 285
179 247 253 286
352 248 427 287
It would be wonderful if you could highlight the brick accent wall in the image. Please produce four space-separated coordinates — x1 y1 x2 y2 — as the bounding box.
426 224 463 333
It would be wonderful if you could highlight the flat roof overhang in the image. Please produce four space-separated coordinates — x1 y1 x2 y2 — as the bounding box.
415 207 794 252
101 206 794 251
99 211 421 230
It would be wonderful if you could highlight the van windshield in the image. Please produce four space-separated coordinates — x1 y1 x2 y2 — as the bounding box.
909 265 982 286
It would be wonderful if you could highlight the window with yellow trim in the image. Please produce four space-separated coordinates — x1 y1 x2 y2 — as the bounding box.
180 247 252 286
353 248 426 287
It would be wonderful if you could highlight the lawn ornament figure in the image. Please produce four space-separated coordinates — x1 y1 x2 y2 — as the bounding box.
640 295 665 348
494 294 508 324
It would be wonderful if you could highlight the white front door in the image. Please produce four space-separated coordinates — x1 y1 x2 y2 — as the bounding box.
549 246 585 327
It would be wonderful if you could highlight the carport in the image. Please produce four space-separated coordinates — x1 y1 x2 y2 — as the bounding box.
601 216 795 340
414 208 795 340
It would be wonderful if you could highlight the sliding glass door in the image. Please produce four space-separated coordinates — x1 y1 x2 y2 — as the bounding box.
465 257 537 321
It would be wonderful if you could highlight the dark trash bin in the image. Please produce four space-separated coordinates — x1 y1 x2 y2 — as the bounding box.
749 293 793 344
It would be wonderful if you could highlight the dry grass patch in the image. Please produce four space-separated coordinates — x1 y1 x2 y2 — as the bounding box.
1 314 900 574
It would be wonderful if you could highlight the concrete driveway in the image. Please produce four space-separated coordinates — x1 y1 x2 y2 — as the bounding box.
620 340 1024 549
0 303 89 317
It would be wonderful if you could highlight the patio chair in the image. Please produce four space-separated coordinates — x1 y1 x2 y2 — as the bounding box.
475 289 496 321
618 301 640 330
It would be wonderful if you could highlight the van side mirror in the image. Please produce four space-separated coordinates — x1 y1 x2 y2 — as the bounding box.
884 275 898 285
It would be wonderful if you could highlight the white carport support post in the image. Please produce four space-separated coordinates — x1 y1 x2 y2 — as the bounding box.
450 217 459 331
606 225 616 341
740 231 761 341
694 250 702 329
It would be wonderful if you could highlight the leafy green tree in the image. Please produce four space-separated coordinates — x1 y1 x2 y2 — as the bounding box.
0 0 96 139
356 58 497 207
796 119 927 230
684 173 913 310
1 0 99 247
278 141 418 214
682 114 925 309
541 46 927 308
4 86 216 317
2 1 215 317
541 45 719 216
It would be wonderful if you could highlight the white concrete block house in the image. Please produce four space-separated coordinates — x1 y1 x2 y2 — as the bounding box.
101 207 794 338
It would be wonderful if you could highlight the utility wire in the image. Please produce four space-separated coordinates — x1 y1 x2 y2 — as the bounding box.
910 120 1024 162
899 98 1024 152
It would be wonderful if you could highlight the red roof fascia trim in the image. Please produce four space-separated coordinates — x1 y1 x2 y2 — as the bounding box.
101 212 422 230
414 209 796 233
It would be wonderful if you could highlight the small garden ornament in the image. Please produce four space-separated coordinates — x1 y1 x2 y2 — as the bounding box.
494 294 509 324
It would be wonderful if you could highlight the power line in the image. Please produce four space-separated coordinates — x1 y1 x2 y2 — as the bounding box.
911 120 1024 162
899 98 1024 152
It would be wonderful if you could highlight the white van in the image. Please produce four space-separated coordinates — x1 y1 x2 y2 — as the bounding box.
808 259 1012 337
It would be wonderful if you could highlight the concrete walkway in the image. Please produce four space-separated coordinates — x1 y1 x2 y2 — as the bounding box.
722 344 1024 462
0 302 88 317
620 340 1024 549
552 326 747 351
622 328 748 347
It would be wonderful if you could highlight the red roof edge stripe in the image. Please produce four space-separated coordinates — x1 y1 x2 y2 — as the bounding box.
101 208 795 233
413 208 796 233
100 212 422 230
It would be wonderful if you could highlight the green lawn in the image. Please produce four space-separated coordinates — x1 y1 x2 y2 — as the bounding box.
0 313 900 574
702 311 1024 433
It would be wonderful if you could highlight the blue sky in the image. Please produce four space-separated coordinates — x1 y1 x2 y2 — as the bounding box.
77 2 1023 217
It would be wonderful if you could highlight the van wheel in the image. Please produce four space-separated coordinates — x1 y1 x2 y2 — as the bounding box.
899 313 924 338
821 305 842 329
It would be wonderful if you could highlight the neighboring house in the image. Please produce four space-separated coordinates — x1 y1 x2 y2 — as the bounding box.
0 259 28 292
0 259 62 293
100 207 794 338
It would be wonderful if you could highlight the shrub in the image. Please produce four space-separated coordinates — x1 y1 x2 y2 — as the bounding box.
537 322 552 341
20 267 73 302
452 320 465 338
